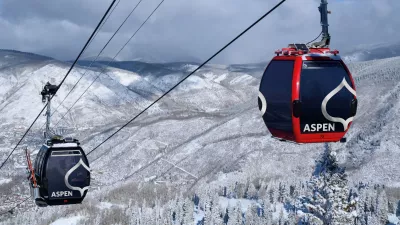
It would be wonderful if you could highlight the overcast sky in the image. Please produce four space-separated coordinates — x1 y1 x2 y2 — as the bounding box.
0 0 399 64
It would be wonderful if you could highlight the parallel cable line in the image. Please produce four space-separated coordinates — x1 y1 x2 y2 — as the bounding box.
39 0 122 131
0 0 118 171
87 0 287 156
53 0 164 128
1 0 286 215
44 0 142 128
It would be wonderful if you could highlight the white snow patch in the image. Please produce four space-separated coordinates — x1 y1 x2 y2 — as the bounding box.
144 175 156 182
229 74 253 85
272 202 288 221
98 202 114 209
97 202 126 210
218 197 259 213
194 206 205 224
49 216 84 225
214 73 228 83
388 214 399 224
112 71 141 86
0 178 11 185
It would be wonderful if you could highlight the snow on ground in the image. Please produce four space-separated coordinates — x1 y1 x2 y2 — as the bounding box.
388 214 400 225
0 178 11 185
112 70 141 86
218 196 259 213
194 205 205 224
49 216 85 225
1 44 400 224
97 201 126 210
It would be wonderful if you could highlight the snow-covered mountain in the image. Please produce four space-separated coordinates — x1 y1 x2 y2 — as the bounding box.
342 41 400 63
0 46 399 224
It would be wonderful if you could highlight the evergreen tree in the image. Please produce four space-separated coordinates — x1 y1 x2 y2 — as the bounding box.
396 200 400 217
289 185 296 198
388 201 394 214
223 208 229 225
269 187 275 204
376 189 388 225
247 183 257 200
211 200 223 225
278 207 284 225
245 203 258 225
278 182 287 203
296 144 358 225
287 211 297 225
233 201 242 224
226 205 237 225
183 197 194 225
204 197 212 225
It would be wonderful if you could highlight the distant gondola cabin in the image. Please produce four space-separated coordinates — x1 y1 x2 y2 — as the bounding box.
32 137 90 206
258 44 357 143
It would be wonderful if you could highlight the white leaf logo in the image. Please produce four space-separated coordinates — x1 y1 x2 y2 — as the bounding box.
64 158 90 197
321 77 356 130
258 91 267 116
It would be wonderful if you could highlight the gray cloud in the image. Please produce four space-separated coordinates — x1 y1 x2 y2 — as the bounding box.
0 0 399 64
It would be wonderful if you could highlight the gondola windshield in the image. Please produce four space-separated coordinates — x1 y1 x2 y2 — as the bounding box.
46 150 90 200
300 61 355 133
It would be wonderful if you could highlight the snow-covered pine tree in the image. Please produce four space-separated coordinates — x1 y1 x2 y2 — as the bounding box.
247 182 257 200
388 201 394 214
183 197 194 225
203 196 212 225
278 207 284 225
296 144 358 224
245 203 258 225
226 205 237 225
223 208 229 225
286 211 297 225
259 180 268 198
278 182 287 203
269 186 275 204
154 198 162 225
376 189 388 225
166 199 176 225
263 205 274 225
289 185 296 198
233 201 242 224
211 198 223 225
396 200 400 217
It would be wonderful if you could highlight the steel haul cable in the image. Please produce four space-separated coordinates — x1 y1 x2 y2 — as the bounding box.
53 0 165 128
38 0 122 131
0 0 118 171
42 0 142 128
0 0 286 215
87 0 287 156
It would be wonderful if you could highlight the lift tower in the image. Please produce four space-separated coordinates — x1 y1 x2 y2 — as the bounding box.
40 82 59 139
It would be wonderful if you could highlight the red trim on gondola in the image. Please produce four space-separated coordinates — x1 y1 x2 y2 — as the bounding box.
268 128 295 141
261 47 356 143
292 57 302 142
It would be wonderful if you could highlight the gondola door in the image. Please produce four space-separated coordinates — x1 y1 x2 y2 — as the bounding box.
259 59 296 141
295 60 357 142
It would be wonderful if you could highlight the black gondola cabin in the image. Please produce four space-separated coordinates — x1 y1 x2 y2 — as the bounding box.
32 137 90 207
258 44 357 143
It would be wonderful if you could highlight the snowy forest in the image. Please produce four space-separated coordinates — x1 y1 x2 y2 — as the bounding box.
1 48 400 224
2 143 400 225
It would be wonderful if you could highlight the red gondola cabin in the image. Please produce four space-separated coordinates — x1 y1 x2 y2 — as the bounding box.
258 43 357 143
